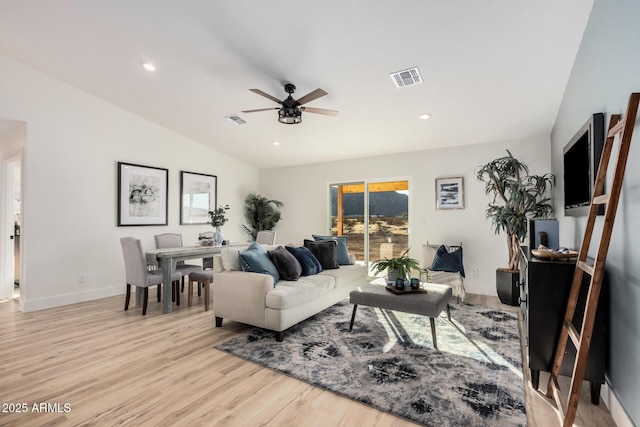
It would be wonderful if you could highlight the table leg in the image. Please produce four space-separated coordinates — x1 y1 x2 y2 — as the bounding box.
162 257 174 313
135 286 143 306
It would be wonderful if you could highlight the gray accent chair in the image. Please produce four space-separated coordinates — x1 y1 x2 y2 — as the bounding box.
120 237 182 315
154 233 203 292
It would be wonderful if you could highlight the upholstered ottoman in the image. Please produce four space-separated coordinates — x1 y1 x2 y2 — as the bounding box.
349 282 452 349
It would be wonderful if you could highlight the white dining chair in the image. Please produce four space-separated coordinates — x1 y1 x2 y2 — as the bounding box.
154 233 203 293
256 230 276 245
120 237 182 315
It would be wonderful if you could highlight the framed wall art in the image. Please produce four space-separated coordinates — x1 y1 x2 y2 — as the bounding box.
435 176 464 210
117 162 168 226
180 171 217 225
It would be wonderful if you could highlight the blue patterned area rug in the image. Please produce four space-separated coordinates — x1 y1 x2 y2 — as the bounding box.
215 300 526 427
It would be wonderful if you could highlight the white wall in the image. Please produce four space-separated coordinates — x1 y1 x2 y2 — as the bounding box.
260 136 551 297
550 0 640 424
0 54 260 311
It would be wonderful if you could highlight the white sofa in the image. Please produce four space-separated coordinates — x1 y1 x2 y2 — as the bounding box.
212 246 368 341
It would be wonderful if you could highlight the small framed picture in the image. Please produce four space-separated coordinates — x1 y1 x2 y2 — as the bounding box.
435 177 464 210
117 162 168 226
180 171 217 225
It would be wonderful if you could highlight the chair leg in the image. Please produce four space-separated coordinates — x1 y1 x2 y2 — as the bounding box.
125 284 131 311
181 276 185 293
349 304 358 331
142 287 149 315
157 284 161 302
198 282 202 297
187 279 193 307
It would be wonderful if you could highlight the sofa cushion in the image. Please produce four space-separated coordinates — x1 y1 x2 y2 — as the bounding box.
239 241 280 284
268 246 302 281
265 274 336 310
304 239 339 269
319 263 367 288
285 246 323 276
432 244 465 277
312 234 352 265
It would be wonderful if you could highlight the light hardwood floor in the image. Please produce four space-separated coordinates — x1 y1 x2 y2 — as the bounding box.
0 291 616 426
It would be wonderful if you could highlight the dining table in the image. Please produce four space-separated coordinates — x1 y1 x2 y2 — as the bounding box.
145 244 245 313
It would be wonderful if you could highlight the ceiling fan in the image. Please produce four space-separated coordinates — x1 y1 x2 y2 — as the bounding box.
242 83 339 124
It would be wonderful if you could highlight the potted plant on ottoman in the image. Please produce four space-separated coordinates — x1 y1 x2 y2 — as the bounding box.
476 150 555 305
371 248 421 284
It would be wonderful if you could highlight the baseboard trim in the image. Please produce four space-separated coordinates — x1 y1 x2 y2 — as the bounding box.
601 380 634 427
22 286 123 312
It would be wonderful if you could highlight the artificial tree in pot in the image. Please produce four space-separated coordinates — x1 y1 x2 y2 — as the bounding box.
476 150 555 304
242 192 284 241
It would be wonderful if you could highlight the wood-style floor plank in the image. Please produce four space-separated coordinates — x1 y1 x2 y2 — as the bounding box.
0 291 616 426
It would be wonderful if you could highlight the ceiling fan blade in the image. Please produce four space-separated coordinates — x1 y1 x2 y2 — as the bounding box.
249 89 283 105
296 88 328 106
242 107 279 113
302 106 339 116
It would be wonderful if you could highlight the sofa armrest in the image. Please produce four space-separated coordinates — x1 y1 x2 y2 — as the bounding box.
212 270 275 328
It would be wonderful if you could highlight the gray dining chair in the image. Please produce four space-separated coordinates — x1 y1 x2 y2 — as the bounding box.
120 237 182 315
187 270 214 311
154 233 203 293
256 230 276 245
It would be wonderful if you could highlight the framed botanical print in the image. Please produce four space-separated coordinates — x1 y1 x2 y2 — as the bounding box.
180 171 217 225
117 162 168 226
435 177 464 210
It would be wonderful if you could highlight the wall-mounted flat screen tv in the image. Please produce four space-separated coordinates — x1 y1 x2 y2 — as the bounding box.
563 113 604 217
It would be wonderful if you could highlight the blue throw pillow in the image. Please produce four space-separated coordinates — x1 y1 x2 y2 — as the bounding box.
239 241 280 285
431 245 465 277
312 234 352 265
285 246 323 276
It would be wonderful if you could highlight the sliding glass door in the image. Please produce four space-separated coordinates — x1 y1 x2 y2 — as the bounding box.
330 180 409 266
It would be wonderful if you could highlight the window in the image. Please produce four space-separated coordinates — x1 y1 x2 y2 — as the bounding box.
330 180 409 266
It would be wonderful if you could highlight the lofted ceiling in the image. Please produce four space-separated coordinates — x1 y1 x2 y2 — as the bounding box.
0 1 593 169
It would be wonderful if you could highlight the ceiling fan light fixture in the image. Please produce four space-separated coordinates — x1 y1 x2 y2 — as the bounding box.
278 107 302 124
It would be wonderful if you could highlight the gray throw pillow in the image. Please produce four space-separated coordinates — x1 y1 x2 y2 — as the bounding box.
268 246 302 281
304 239 339 270
312 234 352 265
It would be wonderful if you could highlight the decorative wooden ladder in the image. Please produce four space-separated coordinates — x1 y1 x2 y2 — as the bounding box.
546 92 640 426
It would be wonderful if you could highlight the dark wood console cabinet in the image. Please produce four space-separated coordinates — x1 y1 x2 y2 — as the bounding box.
519 246 607 404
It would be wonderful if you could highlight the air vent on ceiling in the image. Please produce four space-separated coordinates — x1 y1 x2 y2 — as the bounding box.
390 67 423 88
225 114 247 125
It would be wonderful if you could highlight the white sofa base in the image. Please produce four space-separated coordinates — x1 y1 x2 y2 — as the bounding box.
212 253 368 340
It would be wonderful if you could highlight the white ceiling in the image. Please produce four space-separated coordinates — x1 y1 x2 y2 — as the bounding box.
0 1 593 169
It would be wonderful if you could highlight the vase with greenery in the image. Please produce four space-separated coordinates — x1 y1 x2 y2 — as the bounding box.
208 204 230 246
371 248 421 282
476 150 555 271
242 193 284 241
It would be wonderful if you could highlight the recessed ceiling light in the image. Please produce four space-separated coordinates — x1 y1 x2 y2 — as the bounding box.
141 62 156 72
272 141 280 146
419 113 431 120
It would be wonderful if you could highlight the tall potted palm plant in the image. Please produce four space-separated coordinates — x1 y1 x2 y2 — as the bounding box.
242 193 284 241
476 150 555 305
